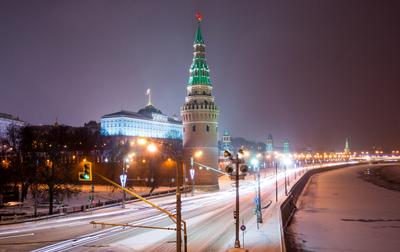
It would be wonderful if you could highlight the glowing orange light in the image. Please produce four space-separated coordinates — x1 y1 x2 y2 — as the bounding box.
147 144 157 153
137 138 147 145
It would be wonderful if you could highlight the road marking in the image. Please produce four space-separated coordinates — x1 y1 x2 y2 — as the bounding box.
0 232 34 240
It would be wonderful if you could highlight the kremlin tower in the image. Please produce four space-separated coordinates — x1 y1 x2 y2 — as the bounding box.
181 13 220 191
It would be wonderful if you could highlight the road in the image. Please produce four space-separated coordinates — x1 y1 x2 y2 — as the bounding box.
0 164 336 252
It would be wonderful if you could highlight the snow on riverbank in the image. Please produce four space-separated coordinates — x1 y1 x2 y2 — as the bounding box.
287 164 400 252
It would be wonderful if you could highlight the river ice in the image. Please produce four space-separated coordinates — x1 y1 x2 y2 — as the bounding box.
286 164 400 252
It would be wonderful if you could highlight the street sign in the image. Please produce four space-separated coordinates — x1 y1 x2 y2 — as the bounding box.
190 168 195 180
240 225 246 231
120 174 127 188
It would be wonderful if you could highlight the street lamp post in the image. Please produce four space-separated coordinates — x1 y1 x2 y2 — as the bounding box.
275 162 278 202
189 151 202 197
284 164 288 196
256 165 263 225
224 150 244 249
251 158 262 226
121 158 129 209
34 159 39 217
234 154 240 248
190 159 195 197
176 160 182 252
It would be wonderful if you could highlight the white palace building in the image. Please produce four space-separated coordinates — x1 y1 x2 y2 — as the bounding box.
0 113 26 139
100 90 182 139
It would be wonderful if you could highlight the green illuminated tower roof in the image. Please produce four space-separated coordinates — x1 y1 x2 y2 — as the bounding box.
194 22 204 44
188 12 212 86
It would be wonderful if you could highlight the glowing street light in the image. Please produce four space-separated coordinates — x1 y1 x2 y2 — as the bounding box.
137 138 148 146
190 150 203 196
194 150 203 158
250 158 259 167
147 143 157 153
281 155 293 196
282 156 293 166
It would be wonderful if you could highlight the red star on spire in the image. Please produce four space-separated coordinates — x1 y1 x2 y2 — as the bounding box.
195 12 202 22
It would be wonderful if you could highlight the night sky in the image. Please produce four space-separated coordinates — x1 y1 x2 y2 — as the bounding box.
1 1 399 151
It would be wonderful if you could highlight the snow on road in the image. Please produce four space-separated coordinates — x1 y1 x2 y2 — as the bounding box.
287 164 400 252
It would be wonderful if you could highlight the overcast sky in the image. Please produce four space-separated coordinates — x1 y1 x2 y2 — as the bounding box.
0 0 399 151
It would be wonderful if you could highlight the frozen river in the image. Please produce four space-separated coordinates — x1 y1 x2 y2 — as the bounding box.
286 163 400 252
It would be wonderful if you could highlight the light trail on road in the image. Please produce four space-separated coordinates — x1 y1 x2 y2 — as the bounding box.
0 163 346 251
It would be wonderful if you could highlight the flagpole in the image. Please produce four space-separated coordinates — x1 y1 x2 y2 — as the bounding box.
146 89 152 106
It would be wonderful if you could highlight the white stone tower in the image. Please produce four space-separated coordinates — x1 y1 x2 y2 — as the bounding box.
181 13 219 191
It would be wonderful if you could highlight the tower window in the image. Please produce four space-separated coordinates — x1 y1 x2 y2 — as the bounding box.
192 125 196 132
206 125 210 132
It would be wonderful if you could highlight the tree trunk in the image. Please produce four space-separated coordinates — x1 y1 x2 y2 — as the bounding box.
49 185 53 215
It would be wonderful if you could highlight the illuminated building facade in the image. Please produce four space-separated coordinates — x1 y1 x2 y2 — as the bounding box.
0 113 26 139
266 133 274 154
181 13 220 190
283 139 290 154
100 103 182 139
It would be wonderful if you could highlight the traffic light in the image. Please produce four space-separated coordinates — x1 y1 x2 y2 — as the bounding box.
225 165 234 174
79 161 92 181
223 150 232 158
239 164 248 175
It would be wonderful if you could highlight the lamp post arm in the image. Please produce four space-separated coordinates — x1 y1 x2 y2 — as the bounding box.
192 161 229 176
95 172 177 222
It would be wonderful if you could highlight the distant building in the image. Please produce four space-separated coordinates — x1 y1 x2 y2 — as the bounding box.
266 133 274 154
100 93 182 139
221 130 233 154
344 138 350 154
283 139 290 154
84 121 100 134
0 113 26 139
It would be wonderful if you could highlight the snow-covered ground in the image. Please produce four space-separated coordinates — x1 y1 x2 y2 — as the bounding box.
287 163 400 252
0 185 174 217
